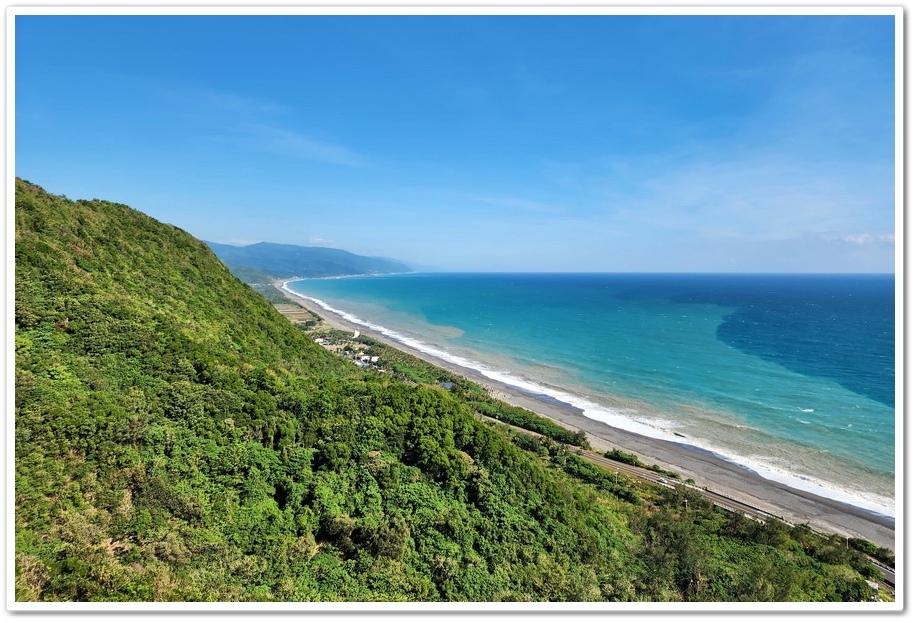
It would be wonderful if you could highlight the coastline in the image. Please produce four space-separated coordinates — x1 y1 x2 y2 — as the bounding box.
276 279 895 552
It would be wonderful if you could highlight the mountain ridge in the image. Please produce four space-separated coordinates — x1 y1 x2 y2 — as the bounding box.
205 240 413 280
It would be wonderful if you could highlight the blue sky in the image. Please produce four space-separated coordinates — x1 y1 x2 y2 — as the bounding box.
14 11 897 272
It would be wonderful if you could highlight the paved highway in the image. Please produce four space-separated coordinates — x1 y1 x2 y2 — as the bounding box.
478 413 895 592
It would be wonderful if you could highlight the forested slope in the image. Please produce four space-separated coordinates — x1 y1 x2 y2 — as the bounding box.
13 179 880 602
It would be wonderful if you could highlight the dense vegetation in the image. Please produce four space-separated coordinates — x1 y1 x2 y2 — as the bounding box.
205 240 412 280
14 179 886 602
324 331 593 450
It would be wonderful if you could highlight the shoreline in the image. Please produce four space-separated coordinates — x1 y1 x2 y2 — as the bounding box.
276 279 895 552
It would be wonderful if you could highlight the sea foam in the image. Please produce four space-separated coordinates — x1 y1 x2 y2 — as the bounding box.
282 278 896 521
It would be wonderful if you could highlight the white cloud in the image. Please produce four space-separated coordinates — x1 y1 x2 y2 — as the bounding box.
466 194 567 215
579 42 894 254
820 233 895 245
144 79 365 168
166 83 289 116
637 155 888 239
231 123 364 167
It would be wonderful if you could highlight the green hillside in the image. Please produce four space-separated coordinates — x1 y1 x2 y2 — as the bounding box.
14 179 883 602
205 240 413 279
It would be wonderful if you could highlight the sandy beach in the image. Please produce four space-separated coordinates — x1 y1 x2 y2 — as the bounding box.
276 280 895 553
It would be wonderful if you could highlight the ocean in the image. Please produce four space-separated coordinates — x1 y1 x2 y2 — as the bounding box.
285 273 896 519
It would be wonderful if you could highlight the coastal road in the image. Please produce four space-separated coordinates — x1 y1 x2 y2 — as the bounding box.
586 450 778 519
478 412 781 521
478 413 895 591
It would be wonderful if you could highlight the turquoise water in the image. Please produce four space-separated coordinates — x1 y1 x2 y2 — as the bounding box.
286 273 896 518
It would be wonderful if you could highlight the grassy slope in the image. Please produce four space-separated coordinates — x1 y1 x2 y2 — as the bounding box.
14 179 879 603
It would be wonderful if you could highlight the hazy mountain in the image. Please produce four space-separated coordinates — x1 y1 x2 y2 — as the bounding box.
205 240 413 280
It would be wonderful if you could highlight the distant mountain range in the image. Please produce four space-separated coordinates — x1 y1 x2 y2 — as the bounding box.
205 241 413 281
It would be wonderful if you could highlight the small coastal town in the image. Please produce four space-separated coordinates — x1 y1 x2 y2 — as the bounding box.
273 303 385 370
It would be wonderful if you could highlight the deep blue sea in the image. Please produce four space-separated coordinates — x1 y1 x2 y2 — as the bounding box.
286 273 896 518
